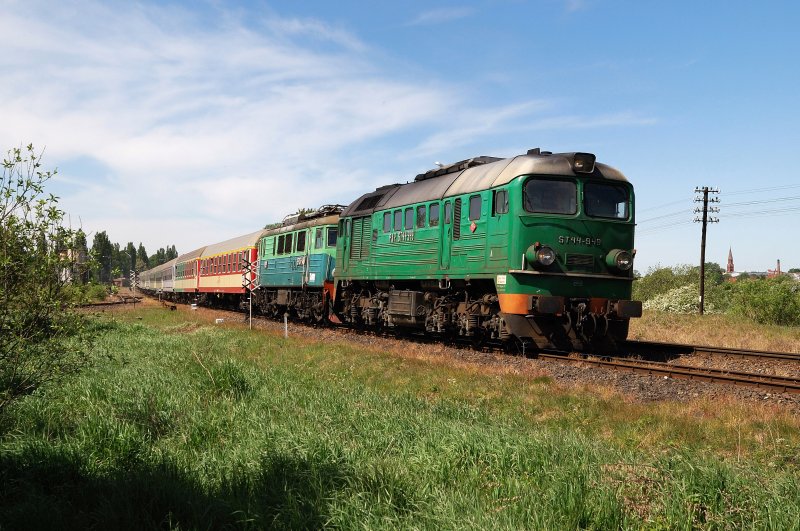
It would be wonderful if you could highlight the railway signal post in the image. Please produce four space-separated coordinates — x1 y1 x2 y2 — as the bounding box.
241 256 257 329
130 269 138 308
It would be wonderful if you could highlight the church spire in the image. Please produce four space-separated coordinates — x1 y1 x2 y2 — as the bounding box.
727 247 734 273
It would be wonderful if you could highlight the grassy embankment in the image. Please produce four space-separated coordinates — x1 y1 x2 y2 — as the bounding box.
1 306 799 529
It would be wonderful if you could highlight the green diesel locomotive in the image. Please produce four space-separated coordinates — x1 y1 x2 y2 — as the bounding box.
332 148 642 351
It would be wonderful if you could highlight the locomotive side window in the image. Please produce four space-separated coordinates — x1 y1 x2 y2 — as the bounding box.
404 208 414 230
469 195 482 220
285 233 293 254
417 205 426 228
297 231 306 253
523 178 577 215
584 182 630 219
430 203 440 226
393 210 402 231
383 212 391 233
493 190 509 215
278 235 285 255
444 201 452 224
327 227 338 247
315 228 323 249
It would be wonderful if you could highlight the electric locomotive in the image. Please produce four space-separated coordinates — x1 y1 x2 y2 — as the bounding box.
253 205 342 322
332 148 642 351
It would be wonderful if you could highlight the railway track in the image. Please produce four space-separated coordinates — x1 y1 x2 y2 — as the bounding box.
537 352 800 395
620 340 800 362
138 293 800 396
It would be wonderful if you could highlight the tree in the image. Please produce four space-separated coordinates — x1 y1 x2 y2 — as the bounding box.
91 231 113 283
136 242 149 270
1 144 93 414
125 242 136 275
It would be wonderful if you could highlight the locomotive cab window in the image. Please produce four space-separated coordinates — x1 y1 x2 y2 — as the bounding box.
584 182 630 220
493 189 509 215
327 227 338 247
469 195 482 220
430 203 440 226
524 177 577 215
383 212 392 233
444 201 452 224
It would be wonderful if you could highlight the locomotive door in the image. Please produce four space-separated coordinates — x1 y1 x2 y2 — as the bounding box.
439 200 452 270
341 219 351 272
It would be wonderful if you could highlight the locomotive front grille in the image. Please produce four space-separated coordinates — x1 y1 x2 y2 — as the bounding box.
566 253 594 271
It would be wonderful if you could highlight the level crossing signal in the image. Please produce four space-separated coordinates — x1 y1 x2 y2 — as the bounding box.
240 256 257 292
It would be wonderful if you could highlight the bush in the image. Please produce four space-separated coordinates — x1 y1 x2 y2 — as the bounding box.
1 145 94 414
729 277 800 326
633 263 725 303
642 284 723 315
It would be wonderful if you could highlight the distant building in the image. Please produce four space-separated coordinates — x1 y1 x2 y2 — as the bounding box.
767 259 783 279
727 247 734 274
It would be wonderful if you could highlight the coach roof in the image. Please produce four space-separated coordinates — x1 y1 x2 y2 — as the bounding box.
201 230 265 258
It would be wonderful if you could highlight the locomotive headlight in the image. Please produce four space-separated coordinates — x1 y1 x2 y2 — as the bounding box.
526 244 557 268
572 152 596 174
606 249 633 272
537 247 556 266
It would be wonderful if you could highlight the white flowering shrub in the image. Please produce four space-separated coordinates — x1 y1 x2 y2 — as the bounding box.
642 284 719 314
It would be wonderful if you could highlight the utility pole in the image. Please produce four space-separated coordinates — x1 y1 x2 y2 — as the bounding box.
693 187 720 315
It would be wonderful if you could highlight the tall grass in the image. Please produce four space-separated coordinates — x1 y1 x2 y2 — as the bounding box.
2 307 800 529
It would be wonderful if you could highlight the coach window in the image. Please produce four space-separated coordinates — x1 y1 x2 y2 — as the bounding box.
429 203 440 226
315 228 323 249
297 231 306 253
493 190 509 215
327 227 338 247
383 212 392 233
469 195 482 220
416 205 426 228
404 208 414 230
393 210 402 231
286 233 293 254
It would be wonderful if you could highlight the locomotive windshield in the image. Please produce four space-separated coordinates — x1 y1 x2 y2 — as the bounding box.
523 177 577 214
584 182 630 220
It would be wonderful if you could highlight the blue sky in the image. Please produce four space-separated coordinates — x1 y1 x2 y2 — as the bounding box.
2 0 799 272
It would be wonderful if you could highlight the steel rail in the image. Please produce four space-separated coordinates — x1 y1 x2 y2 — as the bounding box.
621 340 800 362
538 353 800 394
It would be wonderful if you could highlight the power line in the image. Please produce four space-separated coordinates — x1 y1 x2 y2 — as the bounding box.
636 197 693 213
723 183 800 196
637 208 693 224
723 195 800 208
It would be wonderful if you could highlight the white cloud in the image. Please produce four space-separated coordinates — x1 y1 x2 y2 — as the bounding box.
408 7 475 26
0 0 652 256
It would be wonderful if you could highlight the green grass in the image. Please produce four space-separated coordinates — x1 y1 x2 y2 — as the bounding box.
2 307 800 529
